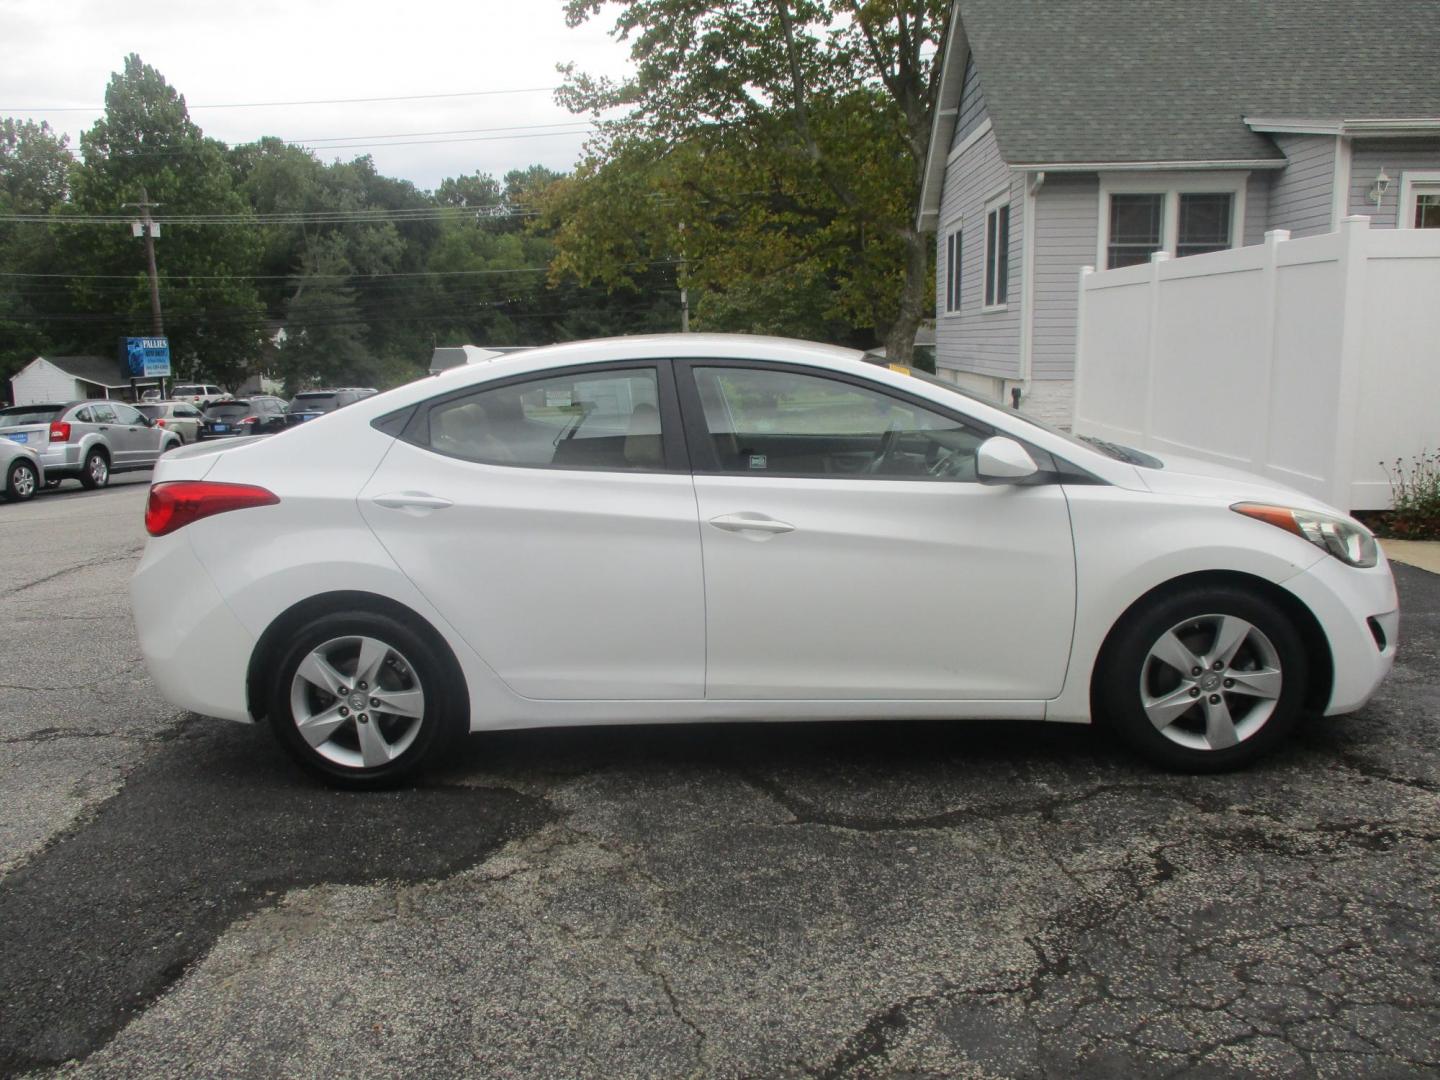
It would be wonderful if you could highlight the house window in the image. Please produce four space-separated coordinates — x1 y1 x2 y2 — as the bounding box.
1177 193 1233 256
944 229 962 312
1101 175 1245 269
1107 194 1164 267
1417 193 1440 229
983 201 1009 308
1400 174 1440 229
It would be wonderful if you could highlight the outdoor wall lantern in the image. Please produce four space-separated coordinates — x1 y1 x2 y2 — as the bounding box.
1369 167 1391 207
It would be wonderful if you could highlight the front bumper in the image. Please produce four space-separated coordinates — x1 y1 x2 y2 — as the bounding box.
1282 552 1399 715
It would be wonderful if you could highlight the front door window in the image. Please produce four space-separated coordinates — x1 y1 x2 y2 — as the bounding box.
690 365 988 480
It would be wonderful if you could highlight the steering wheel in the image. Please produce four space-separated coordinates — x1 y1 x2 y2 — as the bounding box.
928 446 977 480
866 425 901 475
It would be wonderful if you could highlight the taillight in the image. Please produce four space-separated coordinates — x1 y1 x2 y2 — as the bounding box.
240 416 258 425
49 421 71 442
154 418 167 427
145 481 279 537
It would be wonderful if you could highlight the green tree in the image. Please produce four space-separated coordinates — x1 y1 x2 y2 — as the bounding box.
56 55 267 388
0 118 71 380
557 0 949 359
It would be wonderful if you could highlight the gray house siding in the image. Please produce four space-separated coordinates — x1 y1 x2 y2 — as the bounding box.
1243 171 1270 244
935 120 1024 381
1030 174 1098 381
951 58 988 149
1348 138 1440 227
1267 134 1337 236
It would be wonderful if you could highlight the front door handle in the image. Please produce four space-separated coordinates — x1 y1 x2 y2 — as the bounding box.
372 492 454 511
708 512 795 537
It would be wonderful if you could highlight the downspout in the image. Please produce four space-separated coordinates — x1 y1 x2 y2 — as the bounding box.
1016 169 1045 405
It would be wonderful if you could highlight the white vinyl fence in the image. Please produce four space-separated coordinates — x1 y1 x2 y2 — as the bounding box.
1073 216 1440 510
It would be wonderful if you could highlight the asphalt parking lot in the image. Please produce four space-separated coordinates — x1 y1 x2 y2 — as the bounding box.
1 477 1436 1078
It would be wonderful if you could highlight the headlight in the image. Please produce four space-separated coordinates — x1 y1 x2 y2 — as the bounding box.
1232 503 1378 568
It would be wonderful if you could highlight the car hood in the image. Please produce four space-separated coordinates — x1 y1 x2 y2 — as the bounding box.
1132 450 1347 517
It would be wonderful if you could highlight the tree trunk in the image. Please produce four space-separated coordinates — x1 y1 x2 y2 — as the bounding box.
883 227 930 363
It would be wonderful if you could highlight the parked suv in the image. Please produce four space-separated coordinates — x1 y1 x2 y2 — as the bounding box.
285 388 377 426
171 384 232 407
0 400 182 489
200 396 289 438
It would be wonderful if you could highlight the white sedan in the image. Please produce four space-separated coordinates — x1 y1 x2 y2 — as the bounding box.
130 335 1398 785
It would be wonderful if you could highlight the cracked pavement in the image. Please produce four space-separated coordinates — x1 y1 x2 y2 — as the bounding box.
0 477 1436 1077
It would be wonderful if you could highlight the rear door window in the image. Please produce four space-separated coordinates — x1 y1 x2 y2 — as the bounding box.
422 367 668 471
91 404 119 424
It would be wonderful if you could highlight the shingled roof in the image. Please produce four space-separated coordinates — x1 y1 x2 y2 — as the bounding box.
45 356 131 389
961 0 1440 166
919 0 1440 225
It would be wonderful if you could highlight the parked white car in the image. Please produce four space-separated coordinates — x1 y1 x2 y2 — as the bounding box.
130 335 1398 786
171 384 231 407
2 438 43 501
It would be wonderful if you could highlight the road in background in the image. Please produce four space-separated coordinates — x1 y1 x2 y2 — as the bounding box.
1 480 1436 1077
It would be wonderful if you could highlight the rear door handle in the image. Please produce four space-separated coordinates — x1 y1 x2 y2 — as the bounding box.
708 512 795 537
372 492 454 511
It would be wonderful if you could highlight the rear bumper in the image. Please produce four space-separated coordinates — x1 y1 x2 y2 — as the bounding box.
1282 553 1399 715
130 533 255 723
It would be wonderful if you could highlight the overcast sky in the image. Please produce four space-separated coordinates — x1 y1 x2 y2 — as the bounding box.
0 0 634 191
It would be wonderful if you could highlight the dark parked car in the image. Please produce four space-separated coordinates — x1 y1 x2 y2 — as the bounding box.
285 388 378 426
200 397 289 439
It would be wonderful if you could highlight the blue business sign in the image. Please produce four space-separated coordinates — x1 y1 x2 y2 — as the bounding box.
123 336 171 378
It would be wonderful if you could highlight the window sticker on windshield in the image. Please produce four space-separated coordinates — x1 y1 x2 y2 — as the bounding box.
748 454 767 470
545 390 574 408
888 363 912 375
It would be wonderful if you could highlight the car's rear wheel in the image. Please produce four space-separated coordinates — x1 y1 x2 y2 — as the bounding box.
268 610 464 786
1096 586 1308 771
79 449 109 490
5 459 38 501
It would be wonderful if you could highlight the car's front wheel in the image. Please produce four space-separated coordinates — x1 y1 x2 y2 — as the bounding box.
1096 586 1308 771
5 459 38 501
268 610 465 786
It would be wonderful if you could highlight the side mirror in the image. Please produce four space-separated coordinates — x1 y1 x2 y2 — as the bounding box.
976 436 1039 482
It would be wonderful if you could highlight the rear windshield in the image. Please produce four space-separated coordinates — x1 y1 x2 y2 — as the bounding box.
0 405 63 426
172 385 203 395
135 405 166 419
205 401 253 417
290 394 340 412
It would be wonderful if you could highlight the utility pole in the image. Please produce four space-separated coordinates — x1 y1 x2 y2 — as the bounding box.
678 221 689 332
123 187 163 335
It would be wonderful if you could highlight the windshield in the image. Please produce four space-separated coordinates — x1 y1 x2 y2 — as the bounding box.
0 405 63 426
862 358 1163 469
205 402 254 417
290 393 340 412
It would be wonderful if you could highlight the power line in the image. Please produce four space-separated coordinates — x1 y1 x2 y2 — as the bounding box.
294 120 594 145
0 85 561 113
0 206 542 225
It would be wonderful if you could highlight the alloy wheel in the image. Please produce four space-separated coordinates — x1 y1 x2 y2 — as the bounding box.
11 462 36 499
288 635 426 769
1139 614 1283 751
88 454 108 485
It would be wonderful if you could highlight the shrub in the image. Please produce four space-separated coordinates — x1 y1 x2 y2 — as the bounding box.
1382 450 1440 540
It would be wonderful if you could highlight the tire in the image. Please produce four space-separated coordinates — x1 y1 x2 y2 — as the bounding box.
268 609 466 787
79 449 110 490
5 459 38 501
1095 585 1308 772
